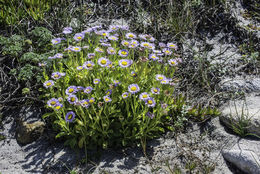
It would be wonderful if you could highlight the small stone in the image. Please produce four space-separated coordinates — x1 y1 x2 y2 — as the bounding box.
16 120 45 145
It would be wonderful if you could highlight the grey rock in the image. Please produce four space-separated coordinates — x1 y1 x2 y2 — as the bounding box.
16 120 45 145
220 94 260 136
222 139 260 174
220 77 260 93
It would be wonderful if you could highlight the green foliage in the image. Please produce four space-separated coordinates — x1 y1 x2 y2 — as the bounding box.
30 27 53 50
0 0 59 26
187 105 220 122
0 35 25 57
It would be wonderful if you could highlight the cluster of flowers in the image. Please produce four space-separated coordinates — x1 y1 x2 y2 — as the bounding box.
43 24 181 123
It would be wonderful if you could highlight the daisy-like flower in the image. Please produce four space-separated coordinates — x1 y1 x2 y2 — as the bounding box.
54 53 63 59
149 37 156 42
146 97 156 107
77 86 85 91
126 32 137 39
83 45 89 49
146 111 155 119
87 53 95 59
131 71 137 77
98 57 111 67
65 111 76 123
167 42 178 50
121 40 130 47
47 98 59 107
140 42 150 48
149 54 159 61
74 33 84 41
139 92 150 101
128 84 140 94
107 47 116 55
139 34 148 40
153 50 162 54
80 99 90 108
159 42 166 48
168 59 178 66
130 40 139 46
58 97 63 102
65 86 77 95
54 103 63 110
113 80 120 86
71 46 81 52
96 30 109 37
84 86 93 94
67 95 78 105
148 43 155 50
88 97 95 104
161 79 170 84
118 49 129 57
63 27 73 34
43 80 54 88
51 72 64 80
108 35 119 41
83 61 95 69
82 28 93 34
77 66 84 71
119 25 129 31
122 92 129 99
155 74 166 81
51 38 62 45
95 47 104 53
109 25 119 32
163 48 172 55
161 103 168 109
151 87 160 94
103 96 112 102
105 89 112 96
38 62 47 67
119 59 133 68
93 78 100 84
101 43 111 47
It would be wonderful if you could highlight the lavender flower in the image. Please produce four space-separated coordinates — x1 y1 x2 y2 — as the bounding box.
71 46 81 52
65 111 76 123
121 40 130 47
98 57 111 67
168 59 178 66
74 33 84 41
108 35 119 41
118 49 129 57
51 38 62 45
149 54 159 61
88 97 95 104
128 84 140 94
146 97 156 107
126 32 137 39
84 86 93 94
105 89 112 96
51 72 64 80
93 78 100 84
107 47 116 55
131 71 137 77
87 53 95 59
122 92 129 99
54 103 63 110
103 96 112 102
118 59 133 68
167 42 178 50
47 98 59 107
65 86 77 95
163 48 172 55
80 99 90 108
146 111 155 119
67 95 78 105
77 66 84 71
155 74 166 81
139 92 150 101
95 47 104 53
43 80 54 88
83 61 95 69
151 87 160 94
63 27 73 34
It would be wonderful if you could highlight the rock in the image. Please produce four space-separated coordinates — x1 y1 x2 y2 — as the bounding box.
222 139 260 174
220 77 260 93
220 94 260 136
16 120 45 145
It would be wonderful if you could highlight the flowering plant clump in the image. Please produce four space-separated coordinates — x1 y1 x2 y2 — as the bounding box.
41 24 182 151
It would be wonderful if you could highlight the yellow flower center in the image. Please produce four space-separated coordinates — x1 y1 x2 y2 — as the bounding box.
69 88 74 93
75 47 79 51
55 105 61 110
102 33 107 36
131 86 137 91
94 80 98 83
166 50 170 53
54 74 59 78
83 101 89 105
122 61 128 66
105 98 110 101
101 60 107 65
68 114 72 120
148 100 153 104
152 56 156 59
129 34 134 38
158 77 163 80
89 99 94 103
111 37 116 40
143 43 149 47
77 36 82 40
71 97 75 102
51 101 56 105
110 49 115 52
153 89 158 92
78 67 83 70
87 63 92 67
99 48 103 52
106 92 110 95
171 61 175 65
121 51 127 55
124 42 129 46
46 82 52 86
123 94 127 97
143 94 148 98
